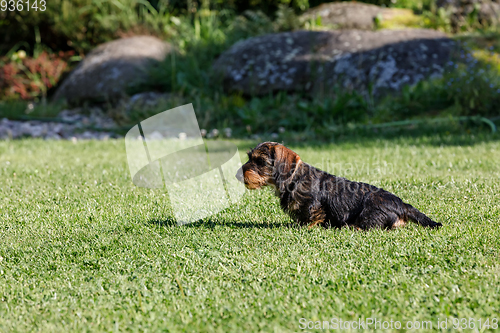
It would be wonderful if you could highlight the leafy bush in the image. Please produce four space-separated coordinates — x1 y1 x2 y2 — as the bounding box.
140 7 295 94
0 0 312 56
0 50 73 101
0 0 173 55
165 0 310 15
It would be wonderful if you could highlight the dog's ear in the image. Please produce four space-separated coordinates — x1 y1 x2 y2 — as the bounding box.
273 144 300 176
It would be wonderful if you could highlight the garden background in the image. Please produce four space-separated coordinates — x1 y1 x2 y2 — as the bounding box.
1 1 500 332
1 0 500 139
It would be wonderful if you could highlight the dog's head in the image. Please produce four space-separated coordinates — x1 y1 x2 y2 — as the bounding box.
235 142 301 190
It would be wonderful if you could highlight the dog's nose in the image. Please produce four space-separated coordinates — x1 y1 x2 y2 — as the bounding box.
235 167 244 183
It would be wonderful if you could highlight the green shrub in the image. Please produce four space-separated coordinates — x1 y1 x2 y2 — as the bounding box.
0 0 310 56
165 0 310 15
139 7 291 94
375 44 500 121
0 0 172 55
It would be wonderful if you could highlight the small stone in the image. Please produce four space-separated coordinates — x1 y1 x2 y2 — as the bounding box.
46 133 62 140
208 129 219 138
81 131 94 140
148 131 163 140
99 133 110 141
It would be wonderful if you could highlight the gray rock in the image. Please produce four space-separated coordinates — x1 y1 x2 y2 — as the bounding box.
45 133 62 141
301 2 414 30
54 36 173 104
212 29 455 97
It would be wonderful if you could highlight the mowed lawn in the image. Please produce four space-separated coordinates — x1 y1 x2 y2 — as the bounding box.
0 135 499 332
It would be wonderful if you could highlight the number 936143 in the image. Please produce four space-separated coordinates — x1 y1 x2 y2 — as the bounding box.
1 0 46 11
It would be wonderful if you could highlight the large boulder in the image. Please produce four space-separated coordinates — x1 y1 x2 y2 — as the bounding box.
437 0 500 28
54 36 172 104
300 2 416 30
212 29 455 97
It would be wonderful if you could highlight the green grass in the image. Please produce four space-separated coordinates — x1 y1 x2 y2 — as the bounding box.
0 134 499 332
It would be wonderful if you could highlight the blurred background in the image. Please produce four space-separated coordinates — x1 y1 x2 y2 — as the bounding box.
0 0 499 141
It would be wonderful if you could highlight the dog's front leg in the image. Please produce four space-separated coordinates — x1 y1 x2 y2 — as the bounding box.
306 206 326 229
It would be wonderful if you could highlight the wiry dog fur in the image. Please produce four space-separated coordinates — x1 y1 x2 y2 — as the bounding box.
236 142 442 230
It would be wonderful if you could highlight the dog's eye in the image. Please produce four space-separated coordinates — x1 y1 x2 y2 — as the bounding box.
254 157 265 166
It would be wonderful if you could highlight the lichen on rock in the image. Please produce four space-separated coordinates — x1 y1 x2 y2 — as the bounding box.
212 29 455 98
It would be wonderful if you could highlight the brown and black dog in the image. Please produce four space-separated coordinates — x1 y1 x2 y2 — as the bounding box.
236 142 442 230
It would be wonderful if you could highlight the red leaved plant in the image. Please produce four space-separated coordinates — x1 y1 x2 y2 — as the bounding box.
0 51 74 101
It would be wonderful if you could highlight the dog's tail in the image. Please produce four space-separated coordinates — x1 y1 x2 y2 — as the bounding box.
405 203 442 228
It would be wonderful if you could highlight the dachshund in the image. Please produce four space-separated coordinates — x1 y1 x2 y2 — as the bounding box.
236 142 442 230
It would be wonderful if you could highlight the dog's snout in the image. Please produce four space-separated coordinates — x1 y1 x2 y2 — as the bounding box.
235 167 244 182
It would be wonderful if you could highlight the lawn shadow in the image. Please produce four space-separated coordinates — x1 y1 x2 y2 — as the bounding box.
146 218 294 229
207 220 296 229
146 218 177 227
